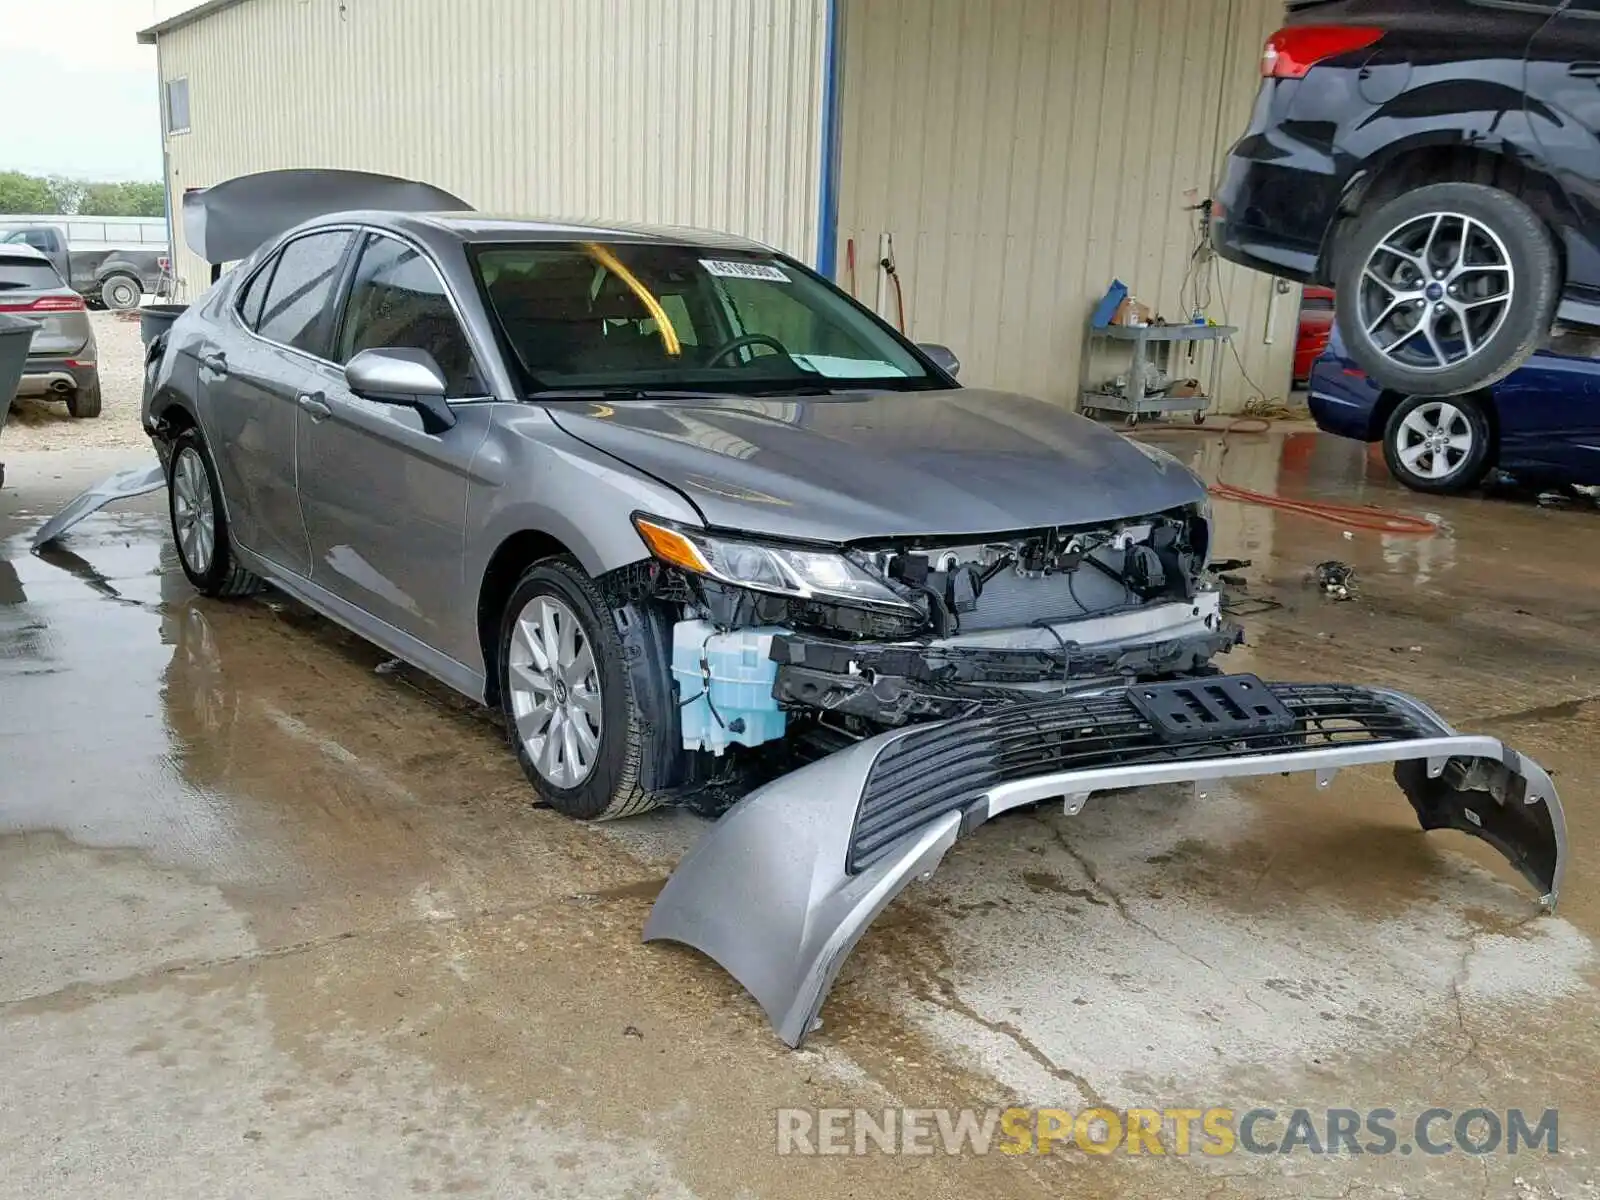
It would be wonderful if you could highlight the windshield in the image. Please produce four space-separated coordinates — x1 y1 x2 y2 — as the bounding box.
471 241 939 394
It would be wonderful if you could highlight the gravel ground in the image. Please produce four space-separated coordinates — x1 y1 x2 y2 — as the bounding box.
2 310 150 453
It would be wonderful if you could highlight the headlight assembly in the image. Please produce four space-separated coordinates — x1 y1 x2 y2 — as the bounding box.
633 516 917 612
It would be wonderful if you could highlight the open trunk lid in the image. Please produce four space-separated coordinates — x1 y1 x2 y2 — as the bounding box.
181 168 473 264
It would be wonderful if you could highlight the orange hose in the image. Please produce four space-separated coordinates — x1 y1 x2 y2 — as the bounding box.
1208 482 1439 535
1140 417 1438 536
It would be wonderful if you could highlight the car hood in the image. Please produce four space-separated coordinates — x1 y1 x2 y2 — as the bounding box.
544 388 1206 542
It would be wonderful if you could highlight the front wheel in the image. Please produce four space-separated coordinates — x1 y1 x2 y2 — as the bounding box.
167 428 263 597
1381 394 1493 494
499 558 659 820
1335 182 1558 397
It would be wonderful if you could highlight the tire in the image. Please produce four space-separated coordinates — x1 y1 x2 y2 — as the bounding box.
1381 393 1493 494
100 273 142 311
499 558 659 820
167 427 263 597
1335 182 1558 397
65 381 101 419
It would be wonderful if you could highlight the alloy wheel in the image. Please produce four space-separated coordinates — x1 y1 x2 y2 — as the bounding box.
1357 212 1513 372
172 446 216 575
1394 401 1475 482
507 594 603 788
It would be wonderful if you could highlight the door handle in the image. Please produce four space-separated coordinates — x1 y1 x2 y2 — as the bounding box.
297 391 332 420
1569 62 1600 79
198 350 228 375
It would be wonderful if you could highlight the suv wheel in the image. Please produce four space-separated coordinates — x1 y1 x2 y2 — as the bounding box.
500 558 659 820
1335 182 1557 397
1382 394 1493 495
167 428 263 597
66 380 101 419
100 274 142 311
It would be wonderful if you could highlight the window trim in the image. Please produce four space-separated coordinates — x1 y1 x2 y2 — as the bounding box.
233 251 278 333
230 221 496 400
335 225 496 400
234 226 361 364
332 229 490 400
164 77 191 136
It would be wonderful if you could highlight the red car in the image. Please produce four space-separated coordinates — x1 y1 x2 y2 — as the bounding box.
1294 286 1334 385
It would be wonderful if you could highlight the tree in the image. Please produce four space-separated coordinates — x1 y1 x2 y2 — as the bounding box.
79 181 166 217
45 175 85 215
0 172 58 215
0 172 164 219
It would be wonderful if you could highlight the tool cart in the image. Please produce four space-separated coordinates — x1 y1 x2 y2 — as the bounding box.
1079 320 1237 427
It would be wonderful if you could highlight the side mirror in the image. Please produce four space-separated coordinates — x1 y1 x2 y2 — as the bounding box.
918 342 960 378
345 348 456 433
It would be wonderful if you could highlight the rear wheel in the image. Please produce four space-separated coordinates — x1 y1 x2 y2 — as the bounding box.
65 381 101 418
100 274 141 312
1381 393 1493 494
1335 182 1558 397
167 428 263 597
499 558 658 820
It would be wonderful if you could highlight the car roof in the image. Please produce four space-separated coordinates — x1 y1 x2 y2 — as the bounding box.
304 210 775 254
0 243 50 262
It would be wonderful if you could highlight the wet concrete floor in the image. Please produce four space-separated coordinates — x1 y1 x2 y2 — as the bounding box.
1 433 1597 1198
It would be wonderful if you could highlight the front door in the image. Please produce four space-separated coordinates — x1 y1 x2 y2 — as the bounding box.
296 231 491 669
203 228 355 577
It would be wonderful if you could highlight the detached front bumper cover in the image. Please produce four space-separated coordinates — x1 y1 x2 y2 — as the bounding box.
644 677 1567 1048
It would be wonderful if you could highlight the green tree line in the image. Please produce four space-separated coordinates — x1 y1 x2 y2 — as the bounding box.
0 172 165 217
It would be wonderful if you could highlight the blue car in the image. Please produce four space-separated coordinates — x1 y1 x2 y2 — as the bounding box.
1308 327 1600 494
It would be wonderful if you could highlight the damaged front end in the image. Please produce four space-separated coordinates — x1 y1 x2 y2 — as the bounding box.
624 511 1567 1049
628 501 1237 756
645 677 1567 1047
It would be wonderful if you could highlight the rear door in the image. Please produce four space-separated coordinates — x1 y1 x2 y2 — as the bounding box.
204 229 355 577
295 230 491 664
0 252 88 359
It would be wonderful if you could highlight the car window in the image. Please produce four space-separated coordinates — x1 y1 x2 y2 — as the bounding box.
6 230 57 252
0 255 65 291
235 259 273 330
255 230 353 356
337 233 484 397
473 242 934 393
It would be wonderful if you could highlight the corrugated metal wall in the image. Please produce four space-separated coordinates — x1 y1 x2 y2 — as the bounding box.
156 0 828 298
836 0 1298 413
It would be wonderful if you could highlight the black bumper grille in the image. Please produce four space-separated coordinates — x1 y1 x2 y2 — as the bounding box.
848 682 1440 874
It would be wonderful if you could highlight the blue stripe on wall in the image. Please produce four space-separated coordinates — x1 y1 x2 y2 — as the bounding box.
815 0 844 277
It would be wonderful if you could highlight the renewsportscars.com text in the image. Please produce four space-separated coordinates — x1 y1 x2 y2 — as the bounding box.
775 1106 1559 1158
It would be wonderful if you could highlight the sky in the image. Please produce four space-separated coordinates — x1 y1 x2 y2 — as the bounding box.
0 0 202 181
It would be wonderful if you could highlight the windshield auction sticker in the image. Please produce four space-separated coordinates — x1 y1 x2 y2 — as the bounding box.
700 259 790 282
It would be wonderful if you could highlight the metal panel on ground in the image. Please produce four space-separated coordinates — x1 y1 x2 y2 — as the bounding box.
152 0 828 298
836 0 1298 412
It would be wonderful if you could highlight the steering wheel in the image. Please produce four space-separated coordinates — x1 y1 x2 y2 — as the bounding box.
705 332 794 367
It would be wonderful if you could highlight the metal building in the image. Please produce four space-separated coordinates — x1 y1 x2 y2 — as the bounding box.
140 0 1296 411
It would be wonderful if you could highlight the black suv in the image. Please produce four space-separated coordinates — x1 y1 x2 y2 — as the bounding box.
1213 0 1600 396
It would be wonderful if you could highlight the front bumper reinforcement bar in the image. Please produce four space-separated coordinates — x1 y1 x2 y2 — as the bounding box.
644 679 1567 1048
